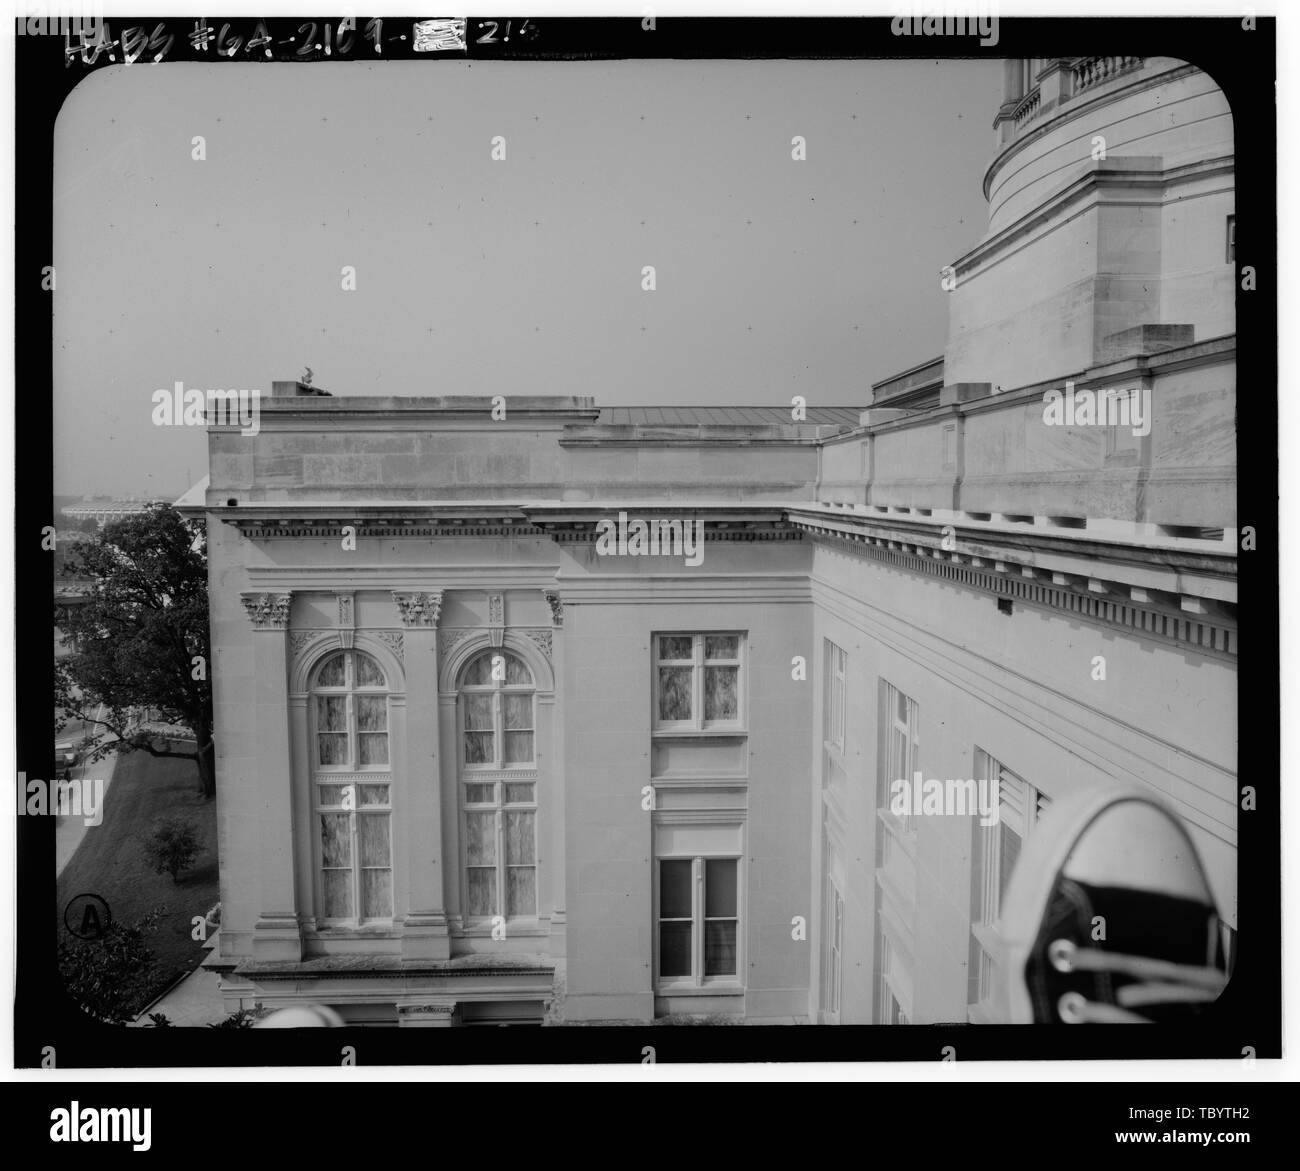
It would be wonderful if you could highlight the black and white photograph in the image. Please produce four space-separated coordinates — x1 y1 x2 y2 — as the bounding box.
6 0 1289 1138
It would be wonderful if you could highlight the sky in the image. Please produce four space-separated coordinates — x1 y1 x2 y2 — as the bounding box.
53 57 1001 498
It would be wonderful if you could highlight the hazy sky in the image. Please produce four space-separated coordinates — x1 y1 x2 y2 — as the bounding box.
53 58 1001 498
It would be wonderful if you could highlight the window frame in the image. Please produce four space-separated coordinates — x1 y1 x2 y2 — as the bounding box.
652 632 745 733
309 649 393 928
968 750 1052 1020
653 853 744 990
879 680 920 836
459 650 537 771
457 650 540 925
823 639 848 789
822 873 844 1019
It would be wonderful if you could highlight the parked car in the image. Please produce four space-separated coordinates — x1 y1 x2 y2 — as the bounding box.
53 741 78 776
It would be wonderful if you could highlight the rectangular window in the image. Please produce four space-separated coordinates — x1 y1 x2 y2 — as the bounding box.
1226 214 1236 264
825 640 846 752
656 855 741 985
462 782 538 921
969 751 1052 1017
880 681 919 833
876 929 911 1025
653 633 744 731
822 875 844 1016
315 781 393 923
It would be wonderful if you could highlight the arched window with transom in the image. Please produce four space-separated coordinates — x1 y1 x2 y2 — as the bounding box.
311 648 392 925
458 649 537 923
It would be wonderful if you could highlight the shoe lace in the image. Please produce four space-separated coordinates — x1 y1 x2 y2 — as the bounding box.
1048 939 1228 1023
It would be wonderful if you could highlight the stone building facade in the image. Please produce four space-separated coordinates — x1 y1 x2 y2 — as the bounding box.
187 57 1235 1026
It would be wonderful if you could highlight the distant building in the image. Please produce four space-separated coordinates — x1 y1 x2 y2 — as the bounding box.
61 498 160 529
186 57 1235 1025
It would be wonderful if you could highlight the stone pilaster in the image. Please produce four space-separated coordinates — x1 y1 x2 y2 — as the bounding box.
240 591 303 960
392 591 450 959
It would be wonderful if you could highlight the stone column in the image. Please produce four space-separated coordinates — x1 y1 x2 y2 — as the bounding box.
241 591 302 961
393 591 451 960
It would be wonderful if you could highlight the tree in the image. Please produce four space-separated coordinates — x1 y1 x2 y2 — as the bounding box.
142 815 202 883
57 907 167 1025
54 503 216 798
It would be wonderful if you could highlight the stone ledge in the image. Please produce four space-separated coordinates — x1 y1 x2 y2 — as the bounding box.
234 951 555 980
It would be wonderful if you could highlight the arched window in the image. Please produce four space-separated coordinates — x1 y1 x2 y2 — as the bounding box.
458 649 537 922
311 649 392 924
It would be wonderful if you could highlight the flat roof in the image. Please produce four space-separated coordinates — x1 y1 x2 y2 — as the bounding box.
596 406 859 425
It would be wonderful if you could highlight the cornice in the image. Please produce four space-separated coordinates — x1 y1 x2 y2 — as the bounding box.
796 518 1235 660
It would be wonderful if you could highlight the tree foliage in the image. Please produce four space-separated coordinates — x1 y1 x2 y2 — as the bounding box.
142 815 202 883
54 503 215 797
57 907 168 1025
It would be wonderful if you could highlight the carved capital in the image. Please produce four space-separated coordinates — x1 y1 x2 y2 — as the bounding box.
543 589 564 627
392 590 443 628
241 592 292 630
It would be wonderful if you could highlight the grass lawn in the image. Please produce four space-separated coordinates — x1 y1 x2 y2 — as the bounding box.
56 750 219 1018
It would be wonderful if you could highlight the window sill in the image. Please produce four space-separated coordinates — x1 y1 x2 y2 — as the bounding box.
876 807 918 859
655 983 745 996
651 728 747 739
457 923 549 938
309 925 401 938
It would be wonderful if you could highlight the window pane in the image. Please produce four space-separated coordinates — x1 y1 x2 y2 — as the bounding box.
506 811 535 865
658 635 693 661
465 783 494 804
320 814 351 867
998 824 1022 907
507 867 536 917
659 921 692 977
504 654 532 685
358 732 389 766
317 694 347 731
705 635 739 660
322 870 353 918
354 653 386 688
358 814 390 867
503 731 534 764
464 731 494 764
658 667 693 721
660 859 692 919
705 920 737 976
361 869 392 919
467 868 496 917
704 665 738 721
504 782 534 804
705 859 737 917
465 812 496 866
315 652 346 687
896 687 908 724
317 784 350 807
316 731 347 766
356 695 386 732
464 694 493 730
357 783 389 807
503 693 532 730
